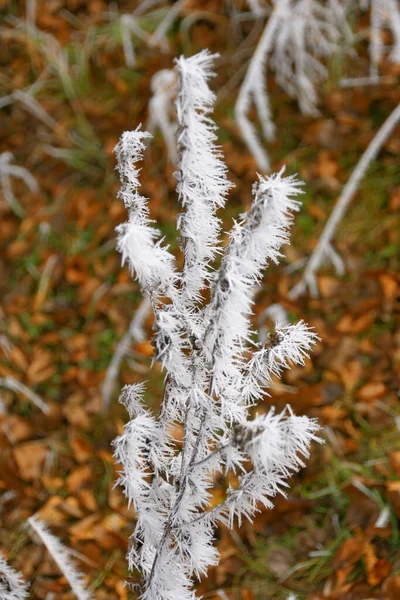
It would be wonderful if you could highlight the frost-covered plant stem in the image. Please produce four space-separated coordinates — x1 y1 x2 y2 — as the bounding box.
120 14 151 68
27 516 93 600
102 294 151 411
0 152 38 218
235 0 350 171
113 50 321 600
235 0 288 171
0 553 29 600
149 0 188 51
289 101 400 299
0 376 49 414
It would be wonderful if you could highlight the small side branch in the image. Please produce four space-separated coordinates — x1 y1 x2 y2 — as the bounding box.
0 376 49 415
189 442 230 471
102 294 151 411
27 516 93 600
235 1 288 171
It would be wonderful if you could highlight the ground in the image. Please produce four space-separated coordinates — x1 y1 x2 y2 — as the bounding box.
0 1 399 599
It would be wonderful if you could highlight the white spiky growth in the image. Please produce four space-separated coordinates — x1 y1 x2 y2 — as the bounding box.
114 128 178 300
113 50 321 600
0 553 29 600
27 516 93 600
174 51 233 306
235 0 351 171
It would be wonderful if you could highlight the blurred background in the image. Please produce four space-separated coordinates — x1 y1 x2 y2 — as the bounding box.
0 1 399 599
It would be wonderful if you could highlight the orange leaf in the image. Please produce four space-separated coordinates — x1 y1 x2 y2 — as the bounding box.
384 574 400 600
13 441 47 481
26 350 55 384
134 340 154 357
356 382 387 403
389 451 400 476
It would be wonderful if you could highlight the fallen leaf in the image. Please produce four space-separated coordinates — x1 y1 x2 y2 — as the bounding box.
384 574 400 600
389 451 400 476
13 441 47 481
336 311 377 334
0 415 33 442
356 382 387 403
386 481 400 517
66 464 92 493
26 350 55 384
36 496 66 524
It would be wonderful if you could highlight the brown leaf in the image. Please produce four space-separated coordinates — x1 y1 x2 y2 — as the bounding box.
69 433 92 463
379 273 398 313
26 350 55 384
0 415 33 442
9 346 28 371
365 555 391 586
333 531 366 569
336 311 377 334
384 574 400 600
66 464 92 493
77 489 98 512
36 496 66 525
116 580 129 600
315 151 339 188
389 451 400 476
61 496 85 519
389 188 400 212
13 441 47 481
69 514 101 540
63 397 91 431
386 481 400 517
338 359 363 392
318 276 341 298
356 382 387 403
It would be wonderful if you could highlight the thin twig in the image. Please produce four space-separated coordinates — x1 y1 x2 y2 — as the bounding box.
289 102 400 299
0 376 49 414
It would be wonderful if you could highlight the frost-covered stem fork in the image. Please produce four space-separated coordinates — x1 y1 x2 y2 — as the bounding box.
113 51 320 600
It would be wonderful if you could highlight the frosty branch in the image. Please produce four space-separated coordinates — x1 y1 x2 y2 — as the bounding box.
235 0 350 171
113 50 321 600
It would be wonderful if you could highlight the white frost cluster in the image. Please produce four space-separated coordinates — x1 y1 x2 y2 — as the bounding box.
115 129 178 299
269 0 350 116
113 50 321 600
0 553 29 600
236 0 350 170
